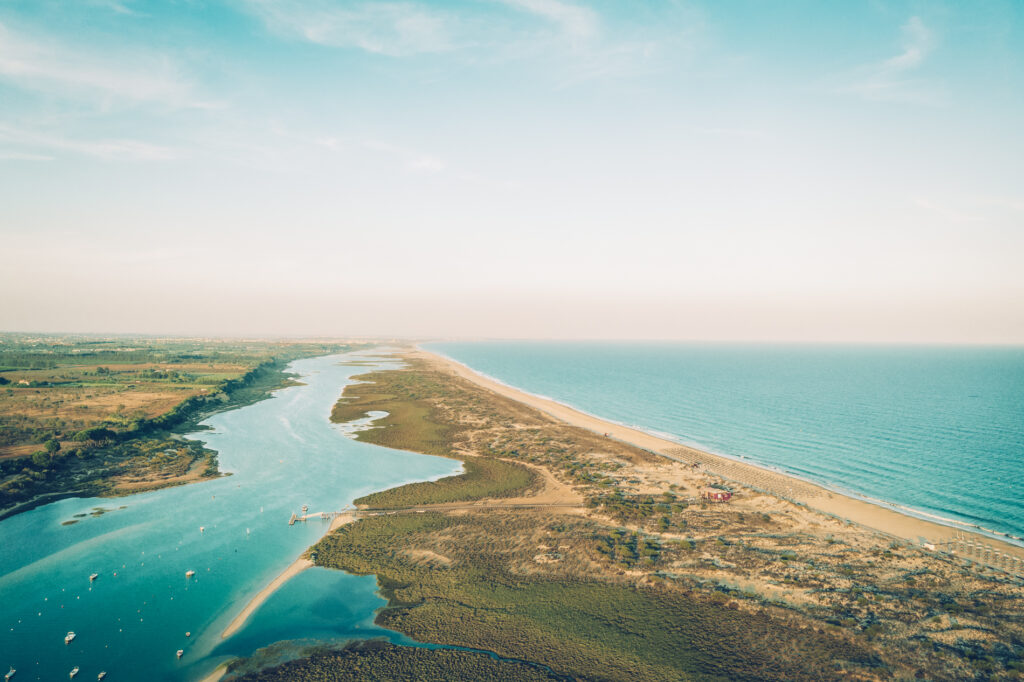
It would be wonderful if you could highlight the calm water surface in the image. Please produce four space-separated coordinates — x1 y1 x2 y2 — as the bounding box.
430 342 1024 541
0 352 460 681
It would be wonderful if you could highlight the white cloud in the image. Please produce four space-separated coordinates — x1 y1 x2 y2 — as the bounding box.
0 124 180 161
885 16 932 70
238 1 456 56
0 149 53 161
837 16 943 104
498 0 598 41
85 0 139 15
0 21 209 108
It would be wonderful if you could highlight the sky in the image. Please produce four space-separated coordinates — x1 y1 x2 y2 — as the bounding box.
1 0 1022 342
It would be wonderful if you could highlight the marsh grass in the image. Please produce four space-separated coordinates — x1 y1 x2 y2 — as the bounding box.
356 457 537 508
314 512 879 682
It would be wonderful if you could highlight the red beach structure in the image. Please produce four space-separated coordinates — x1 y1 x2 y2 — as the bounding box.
701 489 732 502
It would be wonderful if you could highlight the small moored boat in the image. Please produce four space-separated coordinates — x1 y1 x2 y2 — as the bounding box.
69 667 79 679
65 631 76 644
5 667 15 680
97 672 107 680
176 649 183 659
184 632 190 637
185 570 195 578
89 574 98 582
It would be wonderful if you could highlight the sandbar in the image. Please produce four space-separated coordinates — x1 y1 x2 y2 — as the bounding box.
220 511 357 639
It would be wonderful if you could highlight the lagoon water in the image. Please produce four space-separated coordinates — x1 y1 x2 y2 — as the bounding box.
430 342 1024 541
0 352 460 681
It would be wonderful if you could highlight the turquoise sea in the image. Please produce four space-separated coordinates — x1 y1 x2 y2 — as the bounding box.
429 342 1024 542
0 352 460 681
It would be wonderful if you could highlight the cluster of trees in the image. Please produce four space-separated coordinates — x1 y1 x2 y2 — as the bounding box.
587 489 687 523
594 528 661 568
233 640 561 682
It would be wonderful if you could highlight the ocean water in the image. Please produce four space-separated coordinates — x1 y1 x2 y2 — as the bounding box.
0 352 460 681
429 342 1024 541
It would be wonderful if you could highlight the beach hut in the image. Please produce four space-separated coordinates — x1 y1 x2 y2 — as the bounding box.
701 488 732 503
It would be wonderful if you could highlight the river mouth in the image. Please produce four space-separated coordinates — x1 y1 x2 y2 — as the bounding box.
0 351 461 682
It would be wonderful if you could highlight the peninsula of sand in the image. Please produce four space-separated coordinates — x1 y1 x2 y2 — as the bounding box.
420 349 1024 566
216 346 1024 680
220 512 357 640
224 346 1023 647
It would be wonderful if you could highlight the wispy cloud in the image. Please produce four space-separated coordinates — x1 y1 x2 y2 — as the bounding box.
238 1 457 56
0 123 180 161
498 0 598 42
0 149 53 161
85 0 139 15
0 21 209 108
837 16 944 104
885 16 932 70
238 0 681 84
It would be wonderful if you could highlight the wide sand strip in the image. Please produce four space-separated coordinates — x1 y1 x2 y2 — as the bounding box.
417 349 1024 562
221 512 358 640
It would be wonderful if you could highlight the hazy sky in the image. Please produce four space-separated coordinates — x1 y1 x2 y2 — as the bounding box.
1 0 1022 342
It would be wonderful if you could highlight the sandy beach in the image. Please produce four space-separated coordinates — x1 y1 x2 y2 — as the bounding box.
220 512 358 640
418 349 1024 563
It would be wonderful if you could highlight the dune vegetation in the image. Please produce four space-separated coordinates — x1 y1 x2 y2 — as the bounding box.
236 353 1024 681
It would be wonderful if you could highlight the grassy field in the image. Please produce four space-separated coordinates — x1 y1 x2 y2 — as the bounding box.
330 368 464 457
332 366 539 506
355 457 537 508
0 333 361 516
312 511 876 682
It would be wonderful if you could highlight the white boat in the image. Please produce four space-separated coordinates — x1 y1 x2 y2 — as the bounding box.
176 649 183 659
185 632 191 637
185 570 195 578
69 668 79 679
65 631 76 644
199 526 204 533
5 667 15 680
97 673 107 680
89 573 98 582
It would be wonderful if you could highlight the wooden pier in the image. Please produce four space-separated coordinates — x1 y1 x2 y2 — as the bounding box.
288 509 351 525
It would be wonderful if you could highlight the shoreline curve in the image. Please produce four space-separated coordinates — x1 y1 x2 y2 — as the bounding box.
220 512 357 640
415 348 1024 562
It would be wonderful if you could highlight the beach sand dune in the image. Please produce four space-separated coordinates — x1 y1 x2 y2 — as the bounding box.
419 349 1024 563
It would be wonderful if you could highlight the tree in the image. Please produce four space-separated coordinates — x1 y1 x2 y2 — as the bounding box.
73 427 116 443
31 450 50 468
45 438 61 455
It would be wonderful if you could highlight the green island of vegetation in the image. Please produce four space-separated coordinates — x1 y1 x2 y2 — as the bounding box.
228 639 563 681
232 354 1024 681
0 333 362 519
